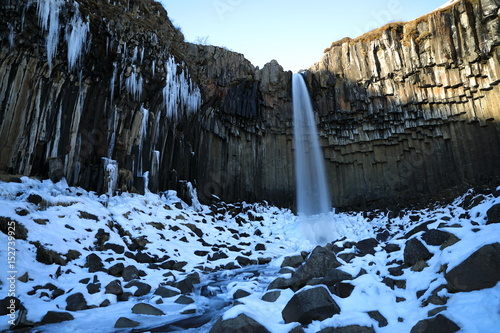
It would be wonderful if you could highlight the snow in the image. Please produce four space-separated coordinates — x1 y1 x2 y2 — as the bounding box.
0 179 499 332
437 0 460 10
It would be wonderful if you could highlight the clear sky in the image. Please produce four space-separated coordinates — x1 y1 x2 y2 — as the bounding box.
159 0 453 72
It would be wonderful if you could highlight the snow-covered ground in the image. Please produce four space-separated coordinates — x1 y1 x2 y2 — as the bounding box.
0 177 499 332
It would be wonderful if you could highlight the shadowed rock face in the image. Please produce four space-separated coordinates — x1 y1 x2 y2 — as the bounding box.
0 0 499 210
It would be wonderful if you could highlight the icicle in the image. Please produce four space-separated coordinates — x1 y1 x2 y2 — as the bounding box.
131 46 138 63
36 0 63 69
103 158 118 197
125 66 143 101
152 60 156 77
136 107 148 176
140 47 145 64
110 62 117 102
143 171 149 193
8 24 15 49
65 3 90 71
186 182 203 212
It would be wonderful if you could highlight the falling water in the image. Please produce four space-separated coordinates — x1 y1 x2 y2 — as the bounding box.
293 73 333 243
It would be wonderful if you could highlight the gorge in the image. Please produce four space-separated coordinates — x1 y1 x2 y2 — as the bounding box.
1 0 500 210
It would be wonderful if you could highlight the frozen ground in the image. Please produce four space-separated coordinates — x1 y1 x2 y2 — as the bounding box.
0 177 499 332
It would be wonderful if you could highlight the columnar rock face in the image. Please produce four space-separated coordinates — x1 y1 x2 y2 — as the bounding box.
0 0 499 209
309 0 500 208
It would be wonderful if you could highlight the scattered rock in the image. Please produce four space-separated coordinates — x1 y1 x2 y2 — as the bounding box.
282 286 341 325
368 311 388 327
318 325 375 333
356 238 379 255
262 290 281 302
108 263 125 276
330 282 355 298
290 246 341 290
17 272 29 283
85 253 104 273
65 293 87 311
0 217 28 240
124 280 151 296
175 295 195 304
255 243 266 251
324 269 353 286
122 265 139 281
103 243 125 254
422 230 451 246
131 303 165 316
404 238 433 266
86 283 101 294
41 311 74 324
154 286 180 298
78 211 99 221
445 243 500 292
236 256 252 267
105 280 123 295
210 313 269 333
114 317 141 328
233 289 251 299
410 314 460 333
486 204 500 225
281 254 304 268
26 193 43 205
175 273 200 294
35 243 67 266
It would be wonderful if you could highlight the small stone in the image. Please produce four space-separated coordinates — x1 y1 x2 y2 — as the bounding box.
124 280 151 296
233 289 251 299
368 310 388 327
103 243 125 254
356 238 379 255
85 253 104 273
175 295 195 305
108 263 125 276
131 303 165 316
281 254 304 268
114 317 141 328
210 314 269 333
86 283 101 294
17 272 29 283
236 256 251 267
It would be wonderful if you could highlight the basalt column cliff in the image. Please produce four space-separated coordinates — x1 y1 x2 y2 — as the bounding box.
0 0 499 209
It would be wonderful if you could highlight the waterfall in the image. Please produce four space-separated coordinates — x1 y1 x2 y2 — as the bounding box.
293 73 333 244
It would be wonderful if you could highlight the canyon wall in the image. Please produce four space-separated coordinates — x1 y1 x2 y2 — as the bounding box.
0 0 499 210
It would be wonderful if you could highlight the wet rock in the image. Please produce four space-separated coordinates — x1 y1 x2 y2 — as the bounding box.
422 230 451 246
124 280 152 296
210 313 270 333
268 277 294 290
175 295 195 304
114 317 141 328
410 314 460 333
65 293 87 311
41 311 74 324
131 303 165 316
445 243 500 292
175 273 200 294
233 289 251 299
282 286 340 325
404 238 433 266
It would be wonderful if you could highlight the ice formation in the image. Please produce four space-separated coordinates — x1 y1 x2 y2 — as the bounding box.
103 158 118 196
65 3 90 71
125 67 143 101
163 56 202 120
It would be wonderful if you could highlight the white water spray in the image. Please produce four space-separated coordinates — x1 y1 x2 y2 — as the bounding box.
292 73 333 244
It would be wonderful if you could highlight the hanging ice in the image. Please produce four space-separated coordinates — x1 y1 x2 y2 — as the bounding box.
125 67 143 101
163 56 202 121
36 0 63 69
103 158 118 197
136 107 148 176
65 3 90 71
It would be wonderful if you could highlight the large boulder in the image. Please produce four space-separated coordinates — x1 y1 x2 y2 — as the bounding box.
282 287 340 325
445 243 500 292
290 246 341 289
486 204 500 224
210 314 269 333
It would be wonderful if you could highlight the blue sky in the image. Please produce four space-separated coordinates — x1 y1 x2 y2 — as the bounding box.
159 0 452 72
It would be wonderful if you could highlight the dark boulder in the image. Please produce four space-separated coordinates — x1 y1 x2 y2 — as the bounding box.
355 238 379 256
318 326 375 333
421 230 451 246
65 293 87 311
404 238 433 266
122 265 139 281
210 313 270 333
124 280 152 296
290 246 341 289
85 253 104 273
114 317 141 328
445 243 500 292
410 314 460 333
282 287 340 325
41 311 74 324
486 204 500 224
